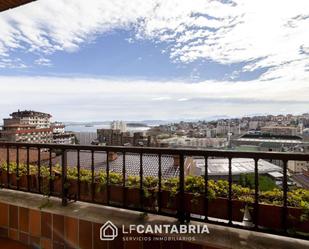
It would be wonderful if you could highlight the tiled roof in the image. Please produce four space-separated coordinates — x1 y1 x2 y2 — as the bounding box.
52 151 179 179
0 148 51 165
292 174 309 189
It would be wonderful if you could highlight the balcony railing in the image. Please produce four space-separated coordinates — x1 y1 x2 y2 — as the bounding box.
0 141 308 240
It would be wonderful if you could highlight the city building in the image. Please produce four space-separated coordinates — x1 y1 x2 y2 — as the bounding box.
111 120 127 132
231 133 306 151
74 132 97 145
0 110 53 143
52 122 76 144
157 136 228 148
97 129 150 146
261 125 299 136
292 168 309 189
0 111 75 144
288 160 309 173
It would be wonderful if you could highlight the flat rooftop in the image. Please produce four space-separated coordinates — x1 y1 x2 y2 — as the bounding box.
194 157 282 176
235 138 304 144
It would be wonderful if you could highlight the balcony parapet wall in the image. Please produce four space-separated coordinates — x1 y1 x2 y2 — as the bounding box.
0 189 308 249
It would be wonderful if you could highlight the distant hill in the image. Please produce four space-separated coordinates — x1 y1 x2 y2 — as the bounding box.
127 123 148 127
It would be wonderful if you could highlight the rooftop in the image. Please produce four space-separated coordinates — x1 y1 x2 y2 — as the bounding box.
241 134 303 140
52 151 179 178
194 157 282 176
50 151 283 178
0 0 35 12
10 110 52 118
236 138 304 144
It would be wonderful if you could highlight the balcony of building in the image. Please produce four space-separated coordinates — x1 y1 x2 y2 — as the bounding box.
0 141 308 249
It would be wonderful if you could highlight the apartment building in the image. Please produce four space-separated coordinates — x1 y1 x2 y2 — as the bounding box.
52 122 76 144
0 110 53 143
110 120 127 132
0 111 75 144
97 129 150 146
288 160 309 173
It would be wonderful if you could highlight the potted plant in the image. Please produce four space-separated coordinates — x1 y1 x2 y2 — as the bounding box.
108 172 123 204
254 188 309 233
161 177 179 212
143 176 158 210
94 170 107 203
125 175 140 207
78 169 93 201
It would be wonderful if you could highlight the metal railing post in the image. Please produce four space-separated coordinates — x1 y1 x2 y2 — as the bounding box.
6 146 10 189
77 149 81 200
204 155 209 221
49 149 53 196
16 146 19 190
254 158 259 228
158 153 162 214
91 150 95 202
178 154 185 223
122 152 126 207
282 159 288 232
228 157 233 225
139 153 144 210
61 149 68 206
106 150 110 205
26 147 30 191
38 148 41 194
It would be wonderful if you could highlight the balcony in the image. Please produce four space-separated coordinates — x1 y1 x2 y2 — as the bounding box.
0 0 35 12
0 141 308 249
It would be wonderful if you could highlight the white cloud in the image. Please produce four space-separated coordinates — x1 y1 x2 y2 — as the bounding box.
0 57 27 68
0 0 308 82
141 0 309 81
0 0 157 64
0 76 308 121
34 57 52 66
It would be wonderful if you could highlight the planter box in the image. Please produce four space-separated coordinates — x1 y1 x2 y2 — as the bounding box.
125 187 157 209
94 182 107 204
38 177 51 194
53 177 62 195
256 203 283 230
79 181 92 201
254 203 309 233
0 171 8 185
0 172 18 187
0 172 34 190
17 175 29 189
126 187 140 207
287 206 309 233
109 185 124 204
143 189 157 210
161 190 178 211
184 194 245 222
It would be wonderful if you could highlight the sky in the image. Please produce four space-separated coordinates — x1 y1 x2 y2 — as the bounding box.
0 0 309 122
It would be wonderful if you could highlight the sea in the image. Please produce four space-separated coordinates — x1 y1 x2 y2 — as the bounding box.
65 124 150 133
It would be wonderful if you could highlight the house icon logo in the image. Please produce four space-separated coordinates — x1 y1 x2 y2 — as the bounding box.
100 221 118 241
